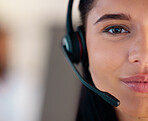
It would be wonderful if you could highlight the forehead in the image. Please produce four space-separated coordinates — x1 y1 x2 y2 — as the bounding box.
90 0 148 23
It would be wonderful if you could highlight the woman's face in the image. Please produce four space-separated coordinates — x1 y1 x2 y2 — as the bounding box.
86 0 148 119
0 29 7 78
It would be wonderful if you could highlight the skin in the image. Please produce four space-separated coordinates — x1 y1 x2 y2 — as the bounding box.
0 28 7 79
86 0 148 121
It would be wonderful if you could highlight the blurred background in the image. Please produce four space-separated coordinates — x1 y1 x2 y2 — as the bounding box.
0 0 82 121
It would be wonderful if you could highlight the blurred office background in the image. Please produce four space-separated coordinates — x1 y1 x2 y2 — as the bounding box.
0 0 81 121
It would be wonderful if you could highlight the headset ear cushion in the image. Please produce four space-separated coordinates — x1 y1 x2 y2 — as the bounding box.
77 26 88 63
62 26 88 64
71 32 82 63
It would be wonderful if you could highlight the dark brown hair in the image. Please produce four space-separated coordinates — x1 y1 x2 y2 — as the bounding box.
79 0 95 29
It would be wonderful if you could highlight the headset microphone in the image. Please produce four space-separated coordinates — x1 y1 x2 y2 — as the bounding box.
62 0 120 107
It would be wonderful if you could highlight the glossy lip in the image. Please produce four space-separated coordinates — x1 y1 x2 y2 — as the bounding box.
120 74 148 93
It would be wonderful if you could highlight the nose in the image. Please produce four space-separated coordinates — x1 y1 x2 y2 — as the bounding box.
128 32 148 67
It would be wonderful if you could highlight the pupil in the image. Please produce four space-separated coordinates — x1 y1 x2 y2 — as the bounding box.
113 28 121 33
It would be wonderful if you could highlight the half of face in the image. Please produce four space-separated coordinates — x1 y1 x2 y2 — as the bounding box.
86 0 148 120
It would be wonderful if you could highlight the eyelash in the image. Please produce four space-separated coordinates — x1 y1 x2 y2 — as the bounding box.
103 25 130 35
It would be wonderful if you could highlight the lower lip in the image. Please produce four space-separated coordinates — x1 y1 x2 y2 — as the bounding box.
122 81 148 93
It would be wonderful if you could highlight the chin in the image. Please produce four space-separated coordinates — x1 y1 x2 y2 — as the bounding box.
116 93 148 118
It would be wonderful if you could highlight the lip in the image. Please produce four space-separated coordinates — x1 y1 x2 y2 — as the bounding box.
120 74 148 93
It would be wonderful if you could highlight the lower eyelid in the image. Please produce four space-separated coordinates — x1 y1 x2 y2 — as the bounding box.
101 31 130 37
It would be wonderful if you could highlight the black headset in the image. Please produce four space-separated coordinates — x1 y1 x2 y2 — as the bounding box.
62 0 120 107
62 0 87 64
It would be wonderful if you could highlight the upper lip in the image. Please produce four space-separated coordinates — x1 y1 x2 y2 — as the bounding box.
120 73 148 83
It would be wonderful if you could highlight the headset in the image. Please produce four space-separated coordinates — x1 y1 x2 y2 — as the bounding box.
62 0 120 107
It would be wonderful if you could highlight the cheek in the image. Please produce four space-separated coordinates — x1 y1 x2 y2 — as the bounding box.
87 38 126 78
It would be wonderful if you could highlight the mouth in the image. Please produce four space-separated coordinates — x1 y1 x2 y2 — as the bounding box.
120 74 148 93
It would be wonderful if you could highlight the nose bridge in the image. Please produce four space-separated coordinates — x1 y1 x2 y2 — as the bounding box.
129 28 148 66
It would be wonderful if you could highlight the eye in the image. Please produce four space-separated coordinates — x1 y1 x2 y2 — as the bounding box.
103 25 130 35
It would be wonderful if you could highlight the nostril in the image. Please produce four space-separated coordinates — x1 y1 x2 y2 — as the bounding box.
134 60 139 63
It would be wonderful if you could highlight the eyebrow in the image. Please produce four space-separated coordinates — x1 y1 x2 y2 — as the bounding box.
94 13 131 24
